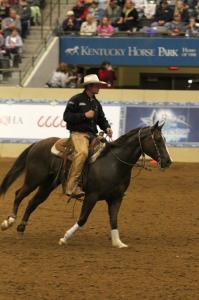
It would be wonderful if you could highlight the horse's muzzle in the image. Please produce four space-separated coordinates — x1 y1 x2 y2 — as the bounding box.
159 158 172 169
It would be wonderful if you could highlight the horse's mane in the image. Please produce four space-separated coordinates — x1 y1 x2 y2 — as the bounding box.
99 127 141 158
111 127 140 147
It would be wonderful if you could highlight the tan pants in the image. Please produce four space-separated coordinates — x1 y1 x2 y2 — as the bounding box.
66 132 89 193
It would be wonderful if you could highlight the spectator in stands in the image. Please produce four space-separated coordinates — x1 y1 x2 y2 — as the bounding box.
80 14 97 35
62 10 79 33
67 64 84 87
153 0 174 26
87 0 105 24
98 61 116 87
104 0 121 28
5 28 22 66
13 0 31 38
133 0 145 17
185 16 199 36
185 0 197 16
97 15 114 35
174 0 189 23
72 0 88 29
98 0 108 10
27 0 41 25
143 0 157 21
0 30 5 51
192 0 199 21
166 13 186 35
1 8 21 37
0 0 10 24
47 63 77 88
117 0 139 32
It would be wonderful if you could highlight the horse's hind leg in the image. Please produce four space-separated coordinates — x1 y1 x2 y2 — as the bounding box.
106 197 128 248
59 194 97 245
1 184 36 231
17 181 55 234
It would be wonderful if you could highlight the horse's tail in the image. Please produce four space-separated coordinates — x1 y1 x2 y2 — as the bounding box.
0 144 34 196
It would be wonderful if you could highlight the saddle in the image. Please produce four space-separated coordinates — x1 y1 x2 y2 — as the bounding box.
51 133 106 163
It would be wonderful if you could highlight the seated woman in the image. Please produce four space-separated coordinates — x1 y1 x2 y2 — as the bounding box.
80 15 97 35
47 63 77 88
117 0 139 32
185 16 199 36
5 29 23 67
97 16 114 36
165 13 186 36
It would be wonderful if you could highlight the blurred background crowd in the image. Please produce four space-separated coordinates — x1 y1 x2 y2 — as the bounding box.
0 0 45 69
58 0 199 37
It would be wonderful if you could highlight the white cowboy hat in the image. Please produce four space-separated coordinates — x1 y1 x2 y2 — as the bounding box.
66 10 74 16
82 74 107 86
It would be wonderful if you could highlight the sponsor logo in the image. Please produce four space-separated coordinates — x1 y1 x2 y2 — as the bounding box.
0 116 23 126
140 109 190 142
37 116 66 128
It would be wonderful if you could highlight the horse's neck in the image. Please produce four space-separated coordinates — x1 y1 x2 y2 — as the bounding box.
111 134 141 166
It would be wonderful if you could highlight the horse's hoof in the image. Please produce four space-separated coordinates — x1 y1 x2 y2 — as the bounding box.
118 243 128 248
17 224 25 233
113 242 128 248
1 220 9 231
1 217 15 231
58 238 67 246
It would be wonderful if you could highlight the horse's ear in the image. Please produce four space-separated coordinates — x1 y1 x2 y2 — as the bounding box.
151 121 159 132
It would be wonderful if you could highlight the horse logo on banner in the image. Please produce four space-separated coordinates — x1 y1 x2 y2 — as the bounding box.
65 46 79 55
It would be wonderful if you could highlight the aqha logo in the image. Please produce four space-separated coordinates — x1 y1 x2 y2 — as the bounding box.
65 46 79 55
0 115 23 126
37 116 65 128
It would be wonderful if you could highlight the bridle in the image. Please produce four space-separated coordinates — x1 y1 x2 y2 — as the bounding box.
110 127 163 169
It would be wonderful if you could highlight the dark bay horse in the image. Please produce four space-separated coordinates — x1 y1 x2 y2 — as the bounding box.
0 121 171 248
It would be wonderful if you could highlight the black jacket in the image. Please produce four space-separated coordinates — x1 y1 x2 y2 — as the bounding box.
63 90 110 135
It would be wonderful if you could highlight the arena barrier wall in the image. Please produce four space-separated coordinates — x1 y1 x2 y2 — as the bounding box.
0 87 199 162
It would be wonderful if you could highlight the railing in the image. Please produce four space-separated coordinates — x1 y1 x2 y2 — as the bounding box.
0 68 23 86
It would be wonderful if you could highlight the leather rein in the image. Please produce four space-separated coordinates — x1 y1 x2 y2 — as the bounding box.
110 128 162 169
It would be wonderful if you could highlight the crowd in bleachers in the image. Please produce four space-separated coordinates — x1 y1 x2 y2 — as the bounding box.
58 0 199 37
0 0 45 71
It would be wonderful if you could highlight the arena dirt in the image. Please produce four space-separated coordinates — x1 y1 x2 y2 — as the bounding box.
0 158 199 300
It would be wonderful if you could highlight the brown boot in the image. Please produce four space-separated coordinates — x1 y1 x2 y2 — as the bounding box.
65 186 85 199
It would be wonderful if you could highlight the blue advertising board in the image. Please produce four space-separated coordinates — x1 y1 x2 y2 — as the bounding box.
125 103 199 147
60 36 199 66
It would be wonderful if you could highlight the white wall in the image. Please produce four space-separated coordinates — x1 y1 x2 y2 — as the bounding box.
24 37 59 87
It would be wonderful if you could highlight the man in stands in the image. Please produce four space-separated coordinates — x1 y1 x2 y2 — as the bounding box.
63 74 113 199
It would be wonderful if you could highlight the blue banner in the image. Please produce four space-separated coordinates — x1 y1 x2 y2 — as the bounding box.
125 103 199 147
60 36 199 66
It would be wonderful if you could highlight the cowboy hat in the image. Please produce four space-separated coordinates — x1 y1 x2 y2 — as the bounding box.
82 74 107 86
66 10 74 16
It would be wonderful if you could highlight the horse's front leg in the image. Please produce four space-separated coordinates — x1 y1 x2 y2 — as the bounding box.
106 197 128 248
59 194 97 246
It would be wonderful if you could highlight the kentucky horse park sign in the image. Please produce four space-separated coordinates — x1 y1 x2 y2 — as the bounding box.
60 36 199 67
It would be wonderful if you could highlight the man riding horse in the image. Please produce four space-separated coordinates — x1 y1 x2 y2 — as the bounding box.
63 74 113 199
